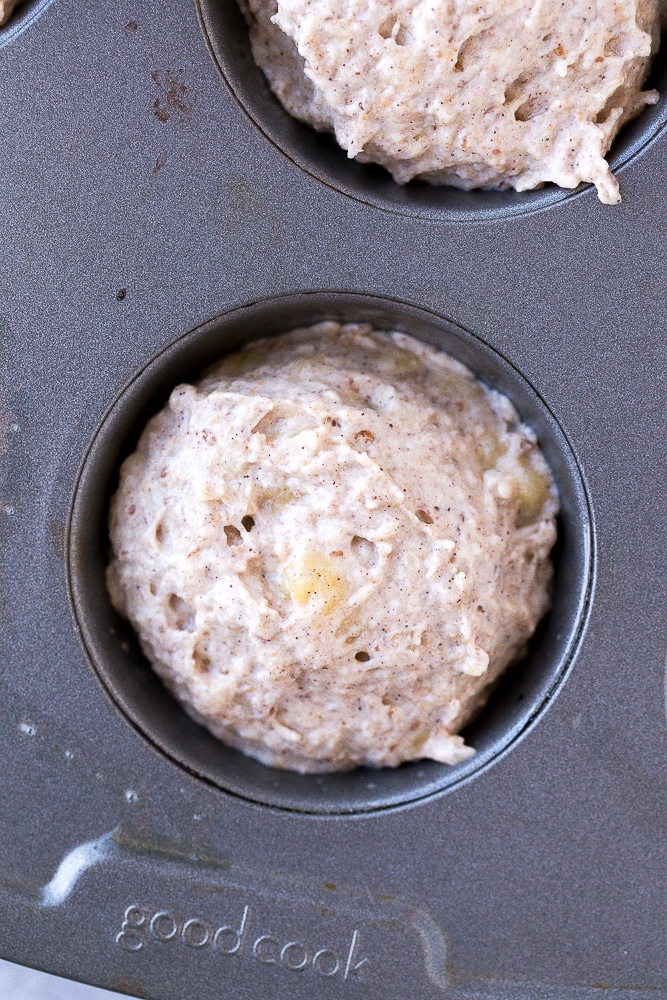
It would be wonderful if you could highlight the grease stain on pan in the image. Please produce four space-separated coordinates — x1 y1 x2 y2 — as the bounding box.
0 373 18 531
49 520 65 560
0 0 55 51
0 396 14 459
151 69 198 124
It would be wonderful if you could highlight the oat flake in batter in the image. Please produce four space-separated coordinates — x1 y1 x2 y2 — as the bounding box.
240 0 661 203
107 324 558 773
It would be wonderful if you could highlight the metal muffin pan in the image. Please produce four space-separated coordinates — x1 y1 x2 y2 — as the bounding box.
0 0 665 998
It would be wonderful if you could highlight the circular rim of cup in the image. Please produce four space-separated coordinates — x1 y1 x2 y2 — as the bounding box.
68 291 595 815
0 0 55 50
196 0 667 223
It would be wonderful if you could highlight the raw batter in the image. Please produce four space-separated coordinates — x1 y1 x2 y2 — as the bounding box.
108 324 558 772
240 0 661 203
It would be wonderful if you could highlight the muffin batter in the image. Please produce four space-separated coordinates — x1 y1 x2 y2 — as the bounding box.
0 0 22 25
107 324 558 773
240 0 661 203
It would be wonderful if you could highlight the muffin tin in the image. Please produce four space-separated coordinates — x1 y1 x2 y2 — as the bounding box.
0 0 665 998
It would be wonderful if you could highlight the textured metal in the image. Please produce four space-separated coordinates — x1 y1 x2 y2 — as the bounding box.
0 0 665 998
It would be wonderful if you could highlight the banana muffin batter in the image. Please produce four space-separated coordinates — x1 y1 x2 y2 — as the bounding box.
0 0 22 25
240 0 661 203
107 324 558 773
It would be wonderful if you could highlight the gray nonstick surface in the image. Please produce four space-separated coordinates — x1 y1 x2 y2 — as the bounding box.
0 0 665 998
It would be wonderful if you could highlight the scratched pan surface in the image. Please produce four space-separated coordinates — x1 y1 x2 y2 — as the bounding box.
0 0 665 998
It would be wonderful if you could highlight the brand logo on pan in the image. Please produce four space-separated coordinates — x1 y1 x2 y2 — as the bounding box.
115 903 370 982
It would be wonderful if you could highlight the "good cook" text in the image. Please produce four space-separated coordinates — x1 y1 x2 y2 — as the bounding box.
116 903 370 982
